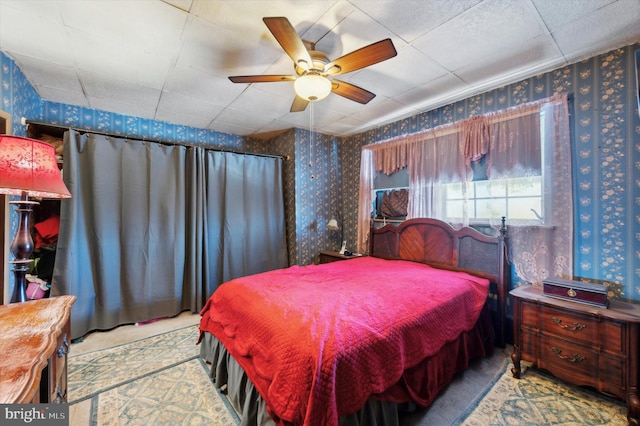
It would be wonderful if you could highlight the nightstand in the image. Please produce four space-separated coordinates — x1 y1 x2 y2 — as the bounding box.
510 285 640 425
318 250 360 264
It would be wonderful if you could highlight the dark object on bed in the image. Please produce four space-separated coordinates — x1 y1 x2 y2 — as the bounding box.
199 217 509 426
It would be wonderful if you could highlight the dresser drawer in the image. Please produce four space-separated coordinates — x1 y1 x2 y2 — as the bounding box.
42 321 71 403
51 331 70 403
538 305 624 354
537 336 598 387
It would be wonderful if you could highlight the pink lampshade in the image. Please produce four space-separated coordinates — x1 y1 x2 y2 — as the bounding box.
0 135 71 199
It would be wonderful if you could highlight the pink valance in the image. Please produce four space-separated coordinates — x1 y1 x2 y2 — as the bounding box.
362 96 556 178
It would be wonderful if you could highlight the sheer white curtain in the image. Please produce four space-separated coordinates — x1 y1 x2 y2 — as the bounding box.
506 96 572 284
357 149 375 252
358 94 572 284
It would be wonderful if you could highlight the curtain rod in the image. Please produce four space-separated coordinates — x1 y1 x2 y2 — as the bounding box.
24 120 285 161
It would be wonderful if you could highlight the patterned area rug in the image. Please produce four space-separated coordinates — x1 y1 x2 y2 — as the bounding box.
455 359 627 425
68 325 239 425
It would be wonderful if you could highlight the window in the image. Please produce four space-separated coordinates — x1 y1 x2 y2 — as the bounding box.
442 176 543 223
441 107 548 225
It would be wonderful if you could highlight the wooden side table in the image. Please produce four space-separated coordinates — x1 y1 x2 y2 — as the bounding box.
510 285 640 425
319 250 361 264
0 295 76 403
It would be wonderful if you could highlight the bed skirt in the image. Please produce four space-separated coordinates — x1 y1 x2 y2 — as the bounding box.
199 306 494 426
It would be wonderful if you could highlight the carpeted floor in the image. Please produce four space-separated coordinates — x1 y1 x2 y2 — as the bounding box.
453 360 626 425
67 313 628 426
67 323 239 426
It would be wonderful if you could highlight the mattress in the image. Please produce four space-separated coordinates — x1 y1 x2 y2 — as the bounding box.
199 256 493 425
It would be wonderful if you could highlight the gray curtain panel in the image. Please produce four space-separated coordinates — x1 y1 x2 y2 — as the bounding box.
53 130 287 339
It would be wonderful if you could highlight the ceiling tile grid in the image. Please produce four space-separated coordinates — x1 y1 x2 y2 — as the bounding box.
0 0 638 138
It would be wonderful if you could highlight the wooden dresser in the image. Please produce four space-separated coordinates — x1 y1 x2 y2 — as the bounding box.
510 285 640 425
0 295 76 403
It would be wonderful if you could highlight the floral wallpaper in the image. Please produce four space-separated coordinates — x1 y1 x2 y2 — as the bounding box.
40 102 246 149
1 53 41 136
247 129 339 266
2 43 640 302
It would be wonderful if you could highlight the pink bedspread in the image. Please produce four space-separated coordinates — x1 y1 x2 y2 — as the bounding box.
199 256 489 426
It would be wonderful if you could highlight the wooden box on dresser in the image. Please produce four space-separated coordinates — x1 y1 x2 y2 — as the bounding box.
0 295 76 404
510 285 640 425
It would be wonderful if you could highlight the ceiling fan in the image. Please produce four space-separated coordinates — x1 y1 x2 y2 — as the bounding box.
228 17 398 112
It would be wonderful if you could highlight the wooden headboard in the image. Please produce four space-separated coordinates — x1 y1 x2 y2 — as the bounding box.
370 218 510 347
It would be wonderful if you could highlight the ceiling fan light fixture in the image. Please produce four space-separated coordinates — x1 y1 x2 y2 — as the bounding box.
294 73 332 101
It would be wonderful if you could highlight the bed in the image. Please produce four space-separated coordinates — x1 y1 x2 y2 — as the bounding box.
199 218 509 426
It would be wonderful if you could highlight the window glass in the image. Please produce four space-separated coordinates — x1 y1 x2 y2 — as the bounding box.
445 199 465 217
508 177 541 196
508 196 542 221
475 180 505 198
443 175 543 223
476 198 506 219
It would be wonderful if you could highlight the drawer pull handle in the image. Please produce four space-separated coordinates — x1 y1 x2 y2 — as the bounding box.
551 317 586 331
551 346 585 363
57 334 70 358
54 383 65 404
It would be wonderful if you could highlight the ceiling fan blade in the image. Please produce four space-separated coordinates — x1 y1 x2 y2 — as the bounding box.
324 38 397 76
290 95 309 112
331 80 376 104
263 17 313 71
229 75 296 83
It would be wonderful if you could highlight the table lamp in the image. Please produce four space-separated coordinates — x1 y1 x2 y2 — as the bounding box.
327 211 345 253
0 135 71 303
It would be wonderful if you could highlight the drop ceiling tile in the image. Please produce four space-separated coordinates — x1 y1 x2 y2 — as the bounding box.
340 45 448 99
315 6 399 59
36 86 89 108
229 86 293 119
7 54 82 93
164 65 245 105
58 0 188 57
532 0 617 31
193 0 337 35
321 114 367 135
215 106 275 129
250 118 294 135
393 73 469 110
311 93 371 117
80 71 161 109
412 0 546 72
551 0 640 62
68 28 173 90
0 2 74 65
454 34 564 86
0 0 62 21
348 96 406 128
298 0 354 48
178 15 278 77
350 0 482 43
157 90 225 119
